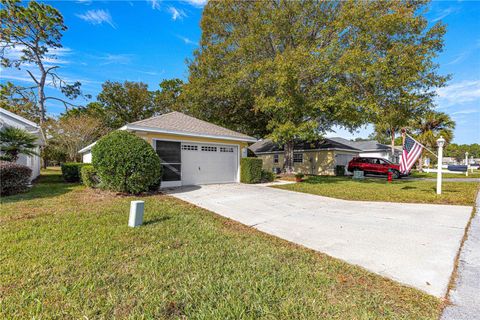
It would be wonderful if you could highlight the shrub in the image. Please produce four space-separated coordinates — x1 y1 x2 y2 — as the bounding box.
0 160 32 196
61 162 86 182
261 170 275 183
335 165 346 176
92 131 162 194
81 165 100 188
240 157 263 183
295 173 304 179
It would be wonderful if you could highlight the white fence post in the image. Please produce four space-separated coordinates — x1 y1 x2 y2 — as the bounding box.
436 137 445 195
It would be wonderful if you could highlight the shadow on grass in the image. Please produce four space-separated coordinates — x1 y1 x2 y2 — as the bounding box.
143 215 171 226
0 173 77 205
303 175 392 185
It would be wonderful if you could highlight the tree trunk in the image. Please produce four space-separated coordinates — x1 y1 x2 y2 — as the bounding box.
418 153 423 171
390 129 395 162
38 76 46 125
284 141 294 174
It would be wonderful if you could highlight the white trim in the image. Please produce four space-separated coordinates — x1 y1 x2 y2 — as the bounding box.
123 124 257 143
79 141 97 153
0 107 39 128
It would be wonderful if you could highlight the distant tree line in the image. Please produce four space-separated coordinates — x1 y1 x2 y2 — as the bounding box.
445 144 480 161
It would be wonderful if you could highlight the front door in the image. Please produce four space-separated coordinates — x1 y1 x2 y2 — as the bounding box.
155 140 181 187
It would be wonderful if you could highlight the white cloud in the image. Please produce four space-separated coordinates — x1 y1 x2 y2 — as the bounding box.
168 7 187 20
147 0 161 10
183 0 207 7
436 80 480 106
1 44 72 64
99 53 134 65
76 9 116 29
451 109 479 115
432 7 458 22
446 51 469 65
0 73 36 84
177 35 197 45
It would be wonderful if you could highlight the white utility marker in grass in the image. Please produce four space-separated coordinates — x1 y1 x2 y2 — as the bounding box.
128 201 144 227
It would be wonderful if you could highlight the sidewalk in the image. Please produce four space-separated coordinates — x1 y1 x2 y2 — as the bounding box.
441 191 480 320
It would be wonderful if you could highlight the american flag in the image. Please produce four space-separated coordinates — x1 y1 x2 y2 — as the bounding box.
400 136 424 174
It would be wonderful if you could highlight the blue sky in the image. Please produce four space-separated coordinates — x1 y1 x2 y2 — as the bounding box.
1 0 479 144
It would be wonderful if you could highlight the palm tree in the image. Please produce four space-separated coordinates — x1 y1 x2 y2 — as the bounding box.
409 111 455 169
0 127 39 162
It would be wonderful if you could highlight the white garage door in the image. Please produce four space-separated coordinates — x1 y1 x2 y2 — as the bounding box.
181 143 238 185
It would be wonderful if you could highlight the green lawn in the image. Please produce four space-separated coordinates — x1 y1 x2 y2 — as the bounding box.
410 171 480 179
275 176 478 206
0 169 442 319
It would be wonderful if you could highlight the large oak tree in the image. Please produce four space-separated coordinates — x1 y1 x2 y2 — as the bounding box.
185 0 448 172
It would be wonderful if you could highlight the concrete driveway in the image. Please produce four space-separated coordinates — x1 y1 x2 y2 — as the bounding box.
167 183 472 297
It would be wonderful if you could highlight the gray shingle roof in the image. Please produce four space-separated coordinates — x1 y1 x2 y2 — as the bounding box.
327 137 391 151
128 112 256 142
249 138 360 154
249 137 395 154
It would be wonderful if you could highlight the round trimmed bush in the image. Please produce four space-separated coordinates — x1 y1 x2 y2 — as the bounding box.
0 160 32 196
92 131 162 194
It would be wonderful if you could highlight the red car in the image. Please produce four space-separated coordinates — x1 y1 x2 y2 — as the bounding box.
347 157 402 178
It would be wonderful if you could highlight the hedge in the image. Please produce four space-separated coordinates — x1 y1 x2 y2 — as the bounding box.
261 170 275 183
92 131 162 194
335 165 346 176
0 160 32 196
240 157 263 183
81 165 100 188
61 162 86 182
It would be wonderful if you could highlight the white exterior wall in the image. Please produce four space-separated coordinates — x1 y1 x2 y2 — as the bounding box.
82 152 92 164
0 108 44 180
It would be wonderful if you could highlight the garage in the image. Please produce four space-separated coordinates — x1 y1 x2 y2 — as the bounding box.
79 112 256 187
154 139 239 187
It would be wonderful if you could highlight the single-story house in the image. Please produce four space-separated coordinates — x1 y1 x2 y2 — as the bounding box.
327 137 402 163
79 112 257 187
249 137 401 175
0 107 45 180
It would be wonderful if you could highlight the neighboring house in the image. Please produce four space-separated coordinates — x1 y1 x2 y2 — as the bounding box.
79 112 257 187
250 137 402 175
328 137 402 163
0 108 45 180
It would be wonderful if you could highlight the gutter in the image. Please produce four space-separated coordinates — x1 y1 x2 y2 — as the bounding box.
122 124 258 143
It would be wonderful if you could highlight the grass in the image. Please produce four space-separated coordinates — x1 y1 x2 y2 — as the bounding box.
0 168 443 319
275 176 479 206
410 171 480 179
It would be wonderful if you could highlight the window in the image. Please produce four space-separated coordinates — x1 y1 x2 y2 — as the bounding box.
220 147 234 153
273 154 279 164
181 144 198 151
201 146 217 152
293 153 303 163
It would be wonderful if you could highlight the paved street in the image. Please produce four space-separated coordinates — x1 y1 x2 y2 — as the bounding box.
442 191 480 320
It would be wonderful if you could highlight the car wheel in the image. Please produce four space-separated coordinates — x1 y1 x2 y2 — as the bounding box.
392 170 400 179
